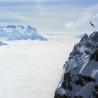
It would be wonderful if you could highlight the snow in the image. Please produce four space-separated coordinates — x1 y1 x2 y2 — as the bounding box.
0 25 47 41
0 37 77 98
91 69 98 79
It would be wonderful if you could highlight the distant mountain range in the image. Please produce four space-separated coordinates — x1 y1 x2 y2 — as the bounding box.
0 25 47 41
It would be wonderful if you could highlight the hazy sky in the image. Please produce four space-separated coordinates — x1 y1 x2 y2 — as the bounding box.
0 0 98 35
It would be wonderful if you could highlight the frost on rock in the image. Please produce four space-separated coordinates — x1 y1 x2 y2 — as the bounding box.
54 31 98 98
0 25 47 41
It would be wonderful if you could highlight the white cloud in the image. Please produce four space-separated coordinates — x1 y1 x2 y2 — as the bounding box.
64 4 98 34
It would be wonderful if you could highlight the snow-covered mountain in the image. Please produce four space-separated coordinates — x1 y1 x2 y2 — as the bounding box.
54 31 98 98
0 25 47 41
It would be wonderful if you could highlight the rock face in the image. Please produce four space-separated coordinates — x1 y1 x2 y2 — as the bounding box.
0 25 47 41
54 31 98 98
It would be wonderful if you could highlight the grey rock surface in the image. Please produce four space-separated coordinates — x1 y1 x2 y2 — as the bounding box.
54 31 98 98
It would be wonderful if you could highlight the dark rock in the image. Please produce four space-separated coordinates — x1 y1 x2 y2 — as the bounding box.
54 31 98 98
79 33 88 46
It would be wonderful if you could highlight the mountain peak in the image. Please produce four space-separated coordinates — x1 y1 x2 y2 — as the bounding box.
54 31 98 98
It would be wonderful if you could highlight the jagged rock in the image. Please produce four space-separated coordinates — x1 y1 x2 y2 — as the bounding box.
54 31 98 98
89 31 98 42
79 34 88 46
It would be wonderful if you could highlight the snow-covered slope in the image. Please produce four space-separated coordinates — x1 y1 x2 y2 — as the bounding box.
0 25 47 41
54 31 98 98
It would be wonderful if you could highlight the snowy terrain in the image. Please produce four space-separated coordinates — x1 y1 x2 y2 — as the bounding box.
0 36 77 98
0 25 47 41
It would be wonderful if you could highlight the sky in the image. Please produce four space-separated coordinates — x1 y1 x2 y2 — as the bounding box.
0 0 98 35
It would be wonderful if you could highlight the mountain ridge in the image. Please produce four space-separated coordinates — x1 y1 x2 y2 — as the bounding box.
54 31 98 98
0 25 47 41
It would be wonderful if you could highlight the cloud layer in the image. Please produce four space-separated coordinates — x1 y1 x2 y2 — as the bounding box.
0 0 98 35
64 4 98 35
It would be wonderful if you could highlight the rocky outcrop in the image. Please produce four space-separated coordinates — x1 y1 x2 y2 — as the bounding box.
54 31 98 98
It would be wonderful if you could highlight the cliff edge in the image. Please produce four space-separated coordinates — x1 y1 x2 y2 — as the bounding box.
54 31 98 98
